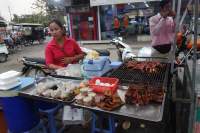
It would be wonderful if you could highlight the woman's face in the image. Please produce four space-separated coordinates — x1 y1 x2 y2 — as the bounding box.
49 22 63 39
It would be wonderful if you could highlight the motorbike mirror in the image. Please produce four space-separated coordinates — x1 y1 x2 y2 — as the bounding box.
118 37 123 41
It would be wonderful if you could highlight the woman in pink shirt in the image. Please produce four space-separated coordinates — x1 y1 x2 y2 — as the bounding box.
149 0 176 56
45 19 85 69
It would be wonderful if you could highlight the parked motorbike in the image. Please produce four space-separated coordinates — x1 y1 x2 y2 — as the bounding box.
21 57 49 78
176 27 200 64
110 37 153 61
0 42 9 63
110 37 136 61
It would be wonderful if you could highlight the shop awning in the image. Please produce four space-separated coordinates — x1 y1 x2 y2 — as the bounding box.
90 0 161 7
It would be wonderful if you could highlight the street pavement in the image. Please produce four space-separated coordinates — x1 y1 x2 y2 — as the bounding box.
0 37 148 73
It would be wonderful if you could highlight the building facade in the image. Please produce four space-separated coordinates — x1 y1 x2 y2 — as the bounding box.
56 0 160 42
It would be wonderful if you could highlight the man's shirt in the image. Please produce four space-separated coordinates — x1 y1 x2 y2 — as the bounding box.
149 13 175 46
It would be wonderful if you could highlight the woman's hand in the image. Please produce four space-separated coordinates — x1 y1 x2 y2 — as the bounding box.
161 10 175 18
48 64 63 70
168 10 176 17
61 57 75 64
160 10 170 18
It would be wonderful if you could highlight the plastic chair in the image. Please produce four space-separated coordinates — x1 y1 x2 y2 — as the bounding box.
38 103 63 133
91 113 115 133
0 97 46 133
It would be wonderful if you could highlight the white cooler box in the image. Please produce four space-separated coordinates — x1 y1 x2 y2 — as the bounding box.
0 70 21 90
82 56 111 79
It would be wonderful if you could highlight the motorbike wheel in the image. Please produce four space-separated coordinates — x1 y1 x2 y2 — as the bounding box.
0 53 8 63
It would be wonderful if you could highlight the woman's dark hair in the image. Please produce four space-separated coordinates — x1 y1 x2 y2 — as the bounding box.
160 0 171 9
48 19 66 36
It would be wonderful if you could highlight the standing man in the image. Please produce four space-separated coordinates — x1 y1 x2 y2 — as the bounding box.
122 14 129 38
149 0 176 59
113 16 120 37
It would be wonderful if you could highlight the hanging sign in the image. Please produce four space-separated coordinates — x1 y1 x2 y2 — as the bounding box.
90 0 161 6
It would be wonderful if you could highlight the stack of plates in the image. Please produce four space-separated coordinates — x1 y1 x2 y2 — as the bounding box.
0 70 21 90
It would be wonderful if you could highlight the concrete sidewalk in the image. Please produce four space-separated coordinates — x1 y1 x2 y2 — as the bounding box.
80 35 151 47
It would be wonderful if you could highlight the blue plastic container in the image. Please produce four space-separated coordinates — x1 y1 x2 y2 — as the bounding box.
1 97 40 133
83 56 112 78
110 61 122 69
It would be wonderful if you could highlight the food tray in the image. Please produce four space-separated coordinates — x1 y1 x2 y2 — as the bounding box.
50 64 84 80
19 77 81 104
72 88 167 122
89 77 119 94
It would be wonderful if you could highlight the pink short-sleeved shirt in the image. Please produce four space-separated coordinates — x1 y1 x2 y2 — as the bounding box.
149 13 175 46
45 37 83 67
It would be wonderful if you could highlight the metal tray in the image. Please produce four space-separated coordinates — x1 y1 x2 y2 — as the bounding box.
49 66 84 80
18 77 166 122
73 86 166 122
19 77 82 104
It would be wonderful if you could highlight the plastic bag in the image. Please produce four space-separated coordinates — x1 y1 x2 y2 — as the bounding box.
56 64 82 77
62 106 84 125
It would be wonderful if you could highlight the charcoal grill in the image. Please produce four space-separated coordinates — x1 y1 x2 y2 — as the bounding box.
108 61 170 87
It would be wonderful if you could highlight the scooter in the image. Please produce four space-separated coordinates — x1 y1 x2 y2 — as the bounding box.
0 42 9 63
110 37 152 61
110 37 136 61
21 57 50 78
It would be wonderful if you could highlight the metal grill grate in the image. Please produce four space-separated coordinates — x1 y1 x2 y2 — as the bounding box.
108 62 169 85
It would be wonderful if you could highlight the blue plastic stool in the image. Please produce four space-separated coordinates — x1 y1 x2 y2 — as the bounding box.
0 97 45 133
8 120 47 133
38 103 63 133
91 113 115 133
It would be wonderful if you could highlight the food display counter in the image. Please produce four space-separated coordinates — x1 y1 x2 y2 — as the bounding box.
73 88 166 122
19 80 166 122
18 60 170 123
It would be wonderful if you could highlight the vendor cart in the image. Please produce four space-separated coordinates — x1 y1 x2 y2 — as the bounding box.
1 0 199 133
17 58 172 133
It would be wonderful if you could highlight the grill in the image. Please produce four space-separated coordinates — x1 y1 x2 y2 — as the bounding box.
108 62 170 85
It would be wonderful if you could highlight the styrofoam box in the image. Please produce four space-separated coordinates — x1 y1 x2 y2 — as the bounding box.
0 81 21 90
0 70 21 82
0 78 19 86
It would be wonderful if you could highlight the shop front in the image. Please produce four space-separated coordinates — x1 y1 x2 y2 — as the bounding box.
64 0 159 42
66 1 98 41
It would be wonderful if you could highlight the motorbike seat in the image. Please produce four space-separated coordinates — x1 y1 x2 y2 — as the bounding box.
23 57 45 65
94 49 110 56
